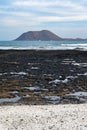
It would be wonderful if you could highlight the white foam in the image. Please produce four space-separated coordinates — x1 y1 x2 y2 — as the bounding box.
24 86 41 91
31 67 39 70
28 63 40 65
0 95 21 103
0 45 85 51
10 72 28 75
0 47 14 50
44 96 60 101
77 72 87 76
66 76 78 79
61 59 76 65
62 59 87 67
49 78 68 84
72 62 87 67
9 91 19 94
84 73 87 75
66 91 87 97
0 73 8 75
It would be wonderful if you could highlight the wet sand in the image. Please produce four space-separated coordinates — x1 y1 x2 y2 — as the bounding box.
0 50 87 105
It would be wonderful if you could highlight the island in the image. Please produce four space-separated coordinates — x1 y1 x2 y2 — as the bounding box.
15 30 62 41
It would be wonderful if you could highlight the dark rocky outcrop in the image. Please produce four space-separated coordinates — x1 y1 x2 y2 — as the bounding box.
15 30 62 41
0 50 87 105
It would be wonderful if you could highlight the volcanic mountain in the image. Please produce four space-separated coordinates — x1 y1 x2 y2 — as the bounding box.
15 30 62 41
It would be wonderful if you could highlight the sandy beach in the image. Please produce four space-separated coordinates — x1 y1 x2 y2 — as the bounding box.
0 104 87 130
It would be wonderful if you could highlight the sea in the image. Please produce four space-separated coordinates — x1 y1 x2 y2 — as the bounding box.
0 40 87 50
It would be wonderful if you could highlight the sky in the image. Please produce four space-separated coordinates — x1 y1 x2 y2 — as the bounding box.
0 0 87 40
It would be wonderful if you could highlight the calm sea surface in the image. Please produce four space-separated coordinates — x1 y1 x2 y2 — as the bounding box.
0 40 87 50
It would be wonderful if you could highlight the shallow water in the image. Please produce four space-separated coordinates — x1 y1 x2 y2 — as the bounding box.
0 95 21 103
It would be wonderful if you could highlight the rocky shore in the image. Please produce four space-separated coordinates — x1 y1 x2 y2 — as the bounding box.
0 49 87 105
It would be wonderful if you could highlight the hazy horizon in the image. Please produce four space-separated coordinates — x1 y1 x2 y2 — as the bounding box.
0 0 87 40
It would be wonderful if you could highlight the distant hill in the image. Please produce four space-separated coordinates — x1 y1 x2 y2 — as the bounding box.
15 30 62 41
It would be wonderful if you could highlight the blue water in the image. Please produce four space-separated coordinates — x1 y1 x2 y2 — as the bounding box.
0 40 87 50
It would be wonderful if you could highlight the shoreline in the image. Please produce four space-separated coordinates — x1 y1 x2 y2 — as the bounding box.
0 48 86 50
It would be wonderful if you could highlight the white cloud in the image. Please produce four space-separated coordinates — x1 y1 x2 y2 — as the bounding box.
38 15 87 22
0 12 87 27
12 0 86 10
0 16 41 27
13 0 70 7
0 10 33 17
0 0 87 24
0 18 19 26
11 0 87 22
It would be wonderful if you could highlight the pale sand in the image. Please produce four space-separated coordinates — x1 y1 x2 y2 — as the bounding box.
0 104 87 130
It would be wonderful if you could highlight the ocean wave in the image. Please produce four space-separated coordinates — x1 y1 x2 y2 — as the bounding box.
0 40 87 50
0 46 86 50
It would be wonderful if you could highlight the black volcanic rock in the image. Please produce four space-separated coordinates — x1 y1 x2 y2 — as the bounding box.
15 30 62 41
